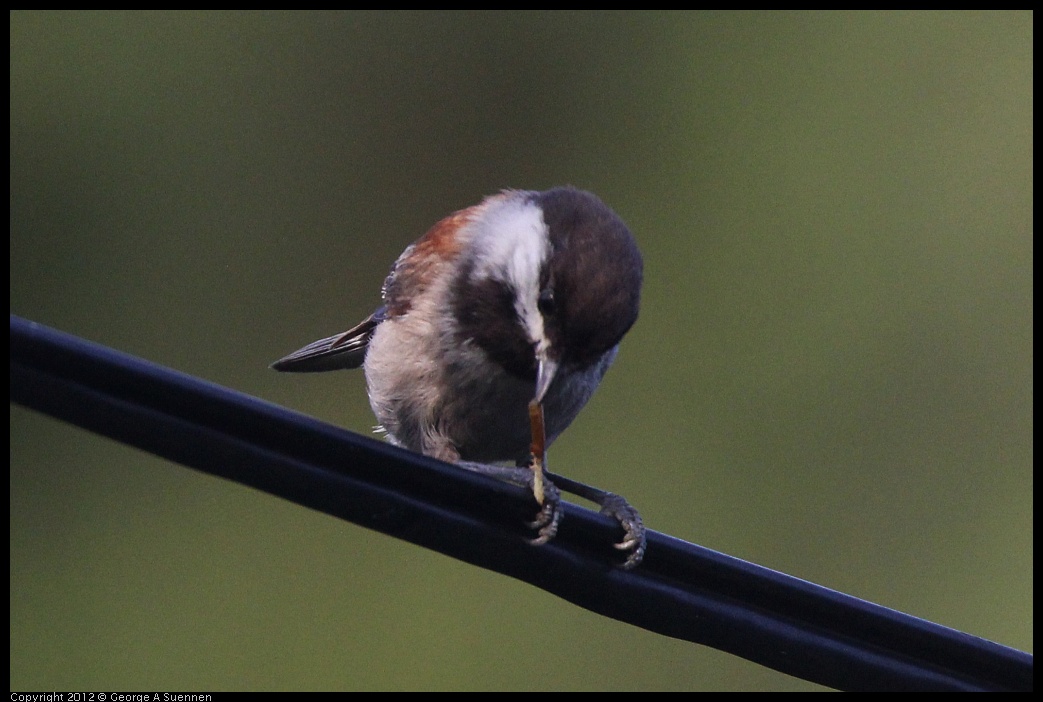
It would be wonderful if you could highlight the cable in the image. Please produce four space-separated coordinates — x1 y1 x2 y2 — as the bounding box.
9 314 1033 691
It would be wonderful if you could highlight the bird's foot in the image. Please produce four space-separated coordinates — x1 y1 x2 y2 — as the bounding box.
545 471 646 569
526 471 562 545
455 459 563 545
598 493 646 570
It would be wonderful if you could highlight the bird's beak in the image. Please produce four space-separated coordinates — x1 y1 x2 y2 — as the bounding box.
533 348 559 405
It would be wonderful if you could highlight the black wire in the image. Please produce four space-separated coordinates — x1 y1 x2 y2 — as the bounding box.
9 314 1033 691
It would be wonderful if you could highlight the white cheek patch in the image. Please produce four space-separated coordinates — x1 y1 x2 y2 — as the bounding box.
469 195 550 347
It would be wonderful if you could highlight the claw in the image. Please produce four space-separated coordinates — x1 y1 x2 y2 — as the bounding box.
617 539 646 570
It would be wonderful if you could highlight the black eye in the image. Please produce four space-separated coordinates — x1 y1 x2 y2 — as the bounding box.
537 288 556 317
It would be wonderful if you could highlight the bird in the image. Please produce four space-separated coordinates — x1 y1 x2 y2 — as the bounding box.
272 186 646 567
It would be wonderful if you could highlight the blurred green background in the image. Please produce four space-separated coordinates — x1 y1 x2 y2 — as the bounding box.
10 11 1032 691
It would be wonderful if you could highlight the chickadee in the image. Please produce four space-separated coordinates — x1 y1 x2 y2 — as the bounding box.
273 186 645 567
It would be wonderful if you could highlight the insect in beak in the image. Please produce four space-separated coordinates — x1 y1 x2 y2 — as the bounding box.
528 351 559 504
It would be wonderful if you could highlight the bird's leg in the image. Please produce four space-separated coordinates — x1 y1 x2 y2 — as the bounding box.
546 471 646 570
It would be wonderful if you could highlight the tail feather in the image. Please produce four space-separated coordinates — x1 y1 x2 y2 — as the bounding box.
271 309 383 373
